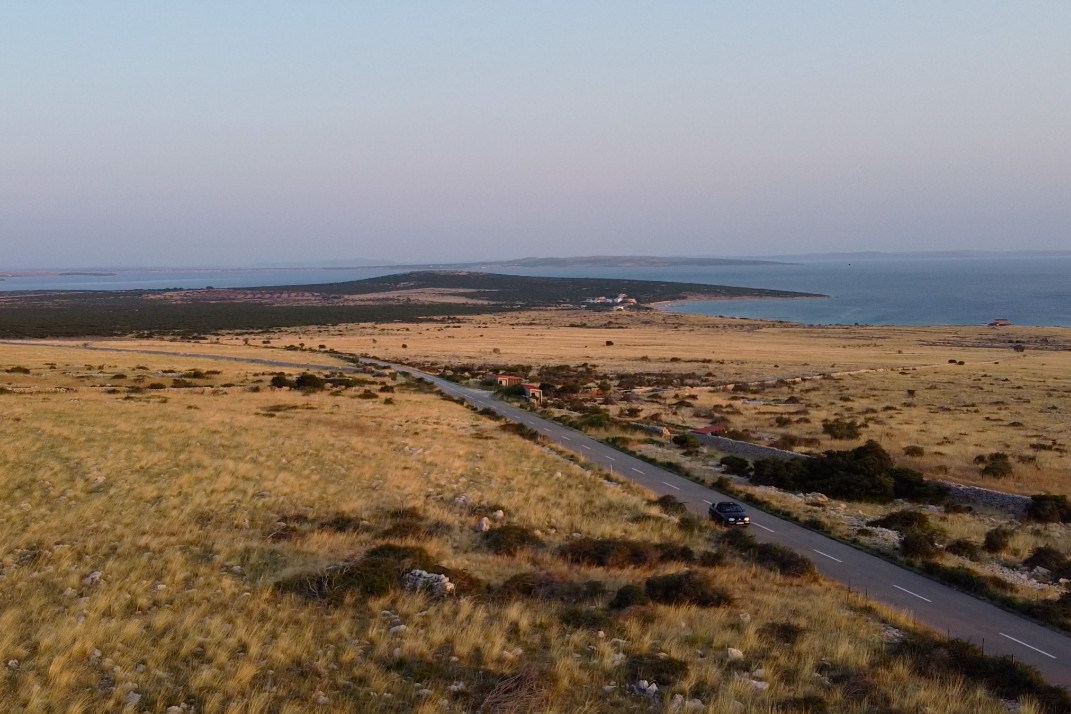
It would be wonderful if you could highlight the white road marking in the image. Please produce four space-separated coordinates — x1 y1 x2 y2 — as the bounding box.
702 500 713 505
631 467 645 474
893 584 933 603
581 445 591 450
813 549 843 563
605 456 615 461
1000 633 1057 659
752 522 775 533
661 481 680 490
560 435 571 441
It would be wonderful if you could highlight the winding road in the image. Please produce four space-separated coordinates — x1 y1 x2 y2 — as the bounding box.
8 341 1071 689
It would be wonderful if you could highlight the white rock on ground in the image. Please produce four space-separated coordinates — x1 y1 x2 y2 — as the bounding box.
401 570 455 598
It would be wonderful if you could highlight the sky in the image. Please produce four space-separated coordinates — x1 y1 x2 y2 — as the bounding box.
1 2 1069 268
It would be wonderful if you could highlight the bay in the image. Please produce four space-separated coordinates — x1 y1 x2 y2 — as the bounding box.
2 254 1068 328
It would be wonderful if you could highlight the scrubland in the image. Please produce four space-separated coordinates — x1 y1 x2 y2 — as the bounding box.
0 344 1056 712
207 310 1071 496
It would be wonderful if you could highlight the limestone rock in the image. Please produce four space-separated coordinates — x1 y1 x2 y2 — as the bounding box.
401 570 455 598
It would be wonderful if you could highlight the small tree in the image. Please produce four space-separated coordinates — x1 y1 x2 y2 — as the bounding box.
979 452 1013 478
822 418 864 440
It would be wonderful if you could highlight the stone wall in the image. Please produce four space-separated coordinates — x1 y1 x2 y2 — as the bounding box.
937 481 1031 518
691 432 803 462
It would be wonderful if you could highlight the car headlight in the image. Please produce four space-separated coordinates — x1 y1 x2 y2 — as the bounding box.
742 517 750 522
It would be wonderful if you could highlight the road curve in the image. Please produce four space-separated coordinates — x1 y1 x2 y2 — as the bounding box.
8 341 1070 688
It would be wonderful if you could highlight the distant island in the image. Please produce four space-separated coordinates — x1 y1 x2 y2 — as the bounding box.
0 270 825 338
322 255 793 270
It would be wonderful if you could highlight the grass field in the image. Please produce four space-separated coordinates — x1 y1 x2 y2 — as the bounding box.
203 310 1071 495
0 342 1056 712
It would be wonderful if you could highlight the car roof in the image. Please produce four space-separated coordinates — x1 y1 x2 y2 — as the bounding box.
715 501 744 510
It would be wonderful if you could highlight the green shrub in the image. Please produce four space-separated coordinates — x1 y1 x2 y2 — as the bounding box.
752 542 817 577
559 538 692 568
645 571 732 607
559 606 612 630
269 374 293 389
900 529 940 559
821 418 864 439
945 539 982 561
482 525 545 556
274 543 436 604
496 572 603 603
653 494 688 515
751 441 947 504
1027 494 1071 523
979 452 1014 478
672 433 701 449
893 633 1071 713
983 526 1014 553
719 455 751 476
608 584 649 610
1023 546 1070 578
902 445 925 457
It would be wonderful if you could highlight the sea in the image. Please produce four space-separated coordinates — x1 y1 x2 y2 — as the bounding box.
2 254 1069 328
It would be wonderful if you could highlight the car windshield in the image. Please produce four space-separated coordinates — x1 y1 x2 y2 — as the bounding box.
717 503 744 513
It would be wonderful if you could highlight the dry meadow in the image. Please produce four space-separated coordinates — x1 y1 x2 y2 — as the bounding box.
0 343 1044 713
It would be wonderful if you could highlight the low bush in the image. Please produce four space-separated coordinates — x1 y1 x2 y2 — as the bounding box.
900 529 939 559
496 572 603 603
919 562 1012 596
653 494 688 515
1023 546 1071 578
719 455 751 477
945 539 982 561
892 633 1071 713
821 418 864 439
978 452 1014 478
719 530 817 578
558 606 613 630
274 543 437 604
983 526 1014 553
645 571 732 607
482 525 545 556
1026 494 1071 523
498 422 542 442
608 583 649 610
558 538 693 568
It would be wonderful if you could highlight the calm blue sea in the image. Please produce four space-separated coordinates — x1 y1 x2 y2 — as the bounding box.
3 255 1069 327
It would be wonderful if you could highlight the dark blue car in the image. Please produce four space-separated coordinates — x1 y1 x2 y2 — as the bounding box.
709 501 750 527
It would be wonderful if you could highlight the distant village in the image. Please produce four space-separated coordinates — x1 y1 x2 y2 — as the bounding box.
582 293 638 310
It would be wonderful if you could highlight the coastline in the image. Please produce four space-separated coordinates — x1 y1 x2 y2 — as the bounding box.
648 293 829 310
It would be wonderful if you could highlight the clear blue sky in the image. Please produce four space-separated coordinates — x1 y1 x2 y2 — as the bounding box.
2 2 1069 267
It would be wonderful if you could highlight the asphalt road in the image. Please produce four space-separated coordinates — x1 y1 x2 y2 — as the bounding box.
11 341 1071 688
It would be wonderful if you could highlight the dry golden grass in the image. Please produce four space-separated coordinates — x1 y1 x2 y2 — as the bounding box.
213 309 1068 496
0 343 1033 713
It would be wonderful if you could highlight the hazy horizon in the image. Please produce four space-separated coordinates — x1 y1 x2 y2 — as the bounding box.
3 3 1069 268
